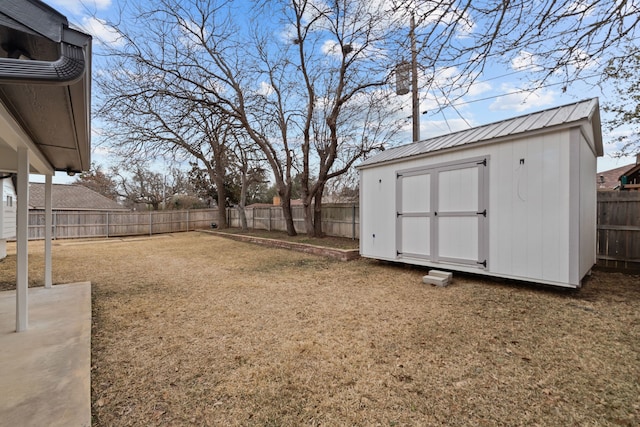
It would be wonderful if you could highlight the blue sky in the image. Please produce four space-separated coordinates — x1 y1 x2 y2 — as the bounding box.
40 0 639 183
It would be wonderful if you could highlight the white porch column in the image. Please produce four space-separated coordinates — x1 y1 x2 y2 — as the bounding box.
16 147 29 332
44 174 52 288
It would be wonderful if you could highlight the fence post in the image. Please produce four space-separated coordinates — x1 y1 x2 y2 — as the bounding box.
187 210 190 231
53 211 57 240
149 211 152 236
106 211 110 238
352 204 356 240
268 208 272 231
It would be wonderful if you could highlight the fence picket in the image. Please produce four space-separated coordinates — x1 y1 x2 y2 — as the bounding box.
596 191 640 270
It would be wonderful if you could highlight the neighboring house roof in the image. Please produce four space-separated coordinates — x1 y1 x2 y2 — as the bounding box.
358 98 602 169
0 0 92 174
621 163 640 178
28 183 127 211
597 163 635 190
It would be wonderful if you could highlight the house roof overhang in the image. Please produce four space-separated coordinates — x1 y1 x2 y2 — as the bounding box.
0 0 92 175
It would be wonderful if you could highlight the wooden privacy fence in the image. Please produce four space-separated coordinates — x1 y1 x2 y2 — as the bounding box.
25 203 360 240
228 204 360 239
23 196 639 270
28 209 219 240
597 191 640 270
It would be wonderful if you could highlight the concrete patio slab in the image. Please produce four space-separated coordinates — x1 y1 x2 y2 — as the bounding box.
0 282 91 427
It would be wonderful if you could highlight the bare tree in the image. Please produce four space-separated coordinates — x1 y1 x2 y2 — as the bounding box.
74 163 120 201
95 0 302 234
95 0 403 236
229 137 268 231
94 0 638 234
285 0 405 236
112 162 166 210
603 44 640 156
385 0 640 108
96 64 242 226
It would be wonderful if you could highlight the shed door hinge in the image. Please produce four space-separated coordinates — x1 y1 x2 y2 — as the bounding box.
477 159 487 166
397 212 402 217
477 260 487 268
477 209 487 217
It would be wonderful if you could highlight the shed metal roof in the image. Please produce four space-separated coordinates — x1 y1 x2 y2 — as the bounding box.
358 98 603 169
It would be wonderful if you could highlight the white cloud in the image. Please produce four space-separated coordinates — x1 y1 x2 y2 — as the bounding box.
489 84 557 112
369 0 476 37
467 81 492 97
48 0 112 15
279 24 298 44
92 145 114 156
421 118 473 139
81 16 123 47
511 51 543 72
564 48 599 72
321 39 340 56
566 1 595 17
257 81 274 97
176 18 208 51
420 66 491 112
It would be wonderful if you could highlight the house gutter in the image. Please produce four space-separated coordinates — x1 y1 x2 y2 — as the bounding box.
0 39 87 85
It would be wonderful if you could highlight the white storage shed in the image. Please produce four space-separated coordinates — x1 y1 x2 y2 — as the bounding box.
357 98 603 288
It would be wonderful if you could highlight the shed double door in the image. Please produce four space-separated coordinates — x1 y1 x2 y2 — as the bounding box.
396 157 488 268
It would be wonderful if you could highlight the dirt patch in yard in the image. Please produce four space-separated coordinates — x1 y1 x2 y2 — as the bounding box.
1 232 639 426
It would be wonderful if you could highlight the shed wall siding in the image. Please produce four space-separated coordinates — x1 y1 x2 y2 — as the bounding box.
579 129 597 280
360 167 396 258
490 131 571 284
361 128 580 286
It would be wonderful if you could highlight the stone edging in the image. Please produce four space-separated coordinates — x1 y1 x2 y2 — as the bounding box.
201 230 360 261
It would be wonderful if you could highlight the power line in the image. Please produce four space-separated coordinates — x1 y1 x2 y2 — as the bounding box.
443 72 602 108
420 70 602 127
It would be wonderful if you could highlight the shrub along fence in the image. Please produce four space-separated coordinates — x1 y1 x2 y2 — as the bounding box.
596 191 640 271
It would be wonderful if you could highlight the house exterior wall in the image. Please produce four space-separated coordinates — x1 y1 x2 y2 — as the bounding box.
1 178 17 258
359 126 596 288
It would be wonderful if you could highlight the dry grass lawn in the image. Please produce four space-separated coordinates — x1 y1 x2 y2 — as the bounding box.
1 232 639 426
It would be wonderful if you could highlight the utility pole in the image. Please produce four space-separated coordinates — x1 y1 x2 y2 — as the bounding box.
395 11 420 142
410 12 419 142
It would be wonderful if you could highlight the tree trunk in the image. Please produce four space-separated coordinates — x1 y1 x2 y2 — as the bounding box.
213 175 227 229
313 181 325 237
238 169 248 231
302 195 315 237
280 193 297 236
